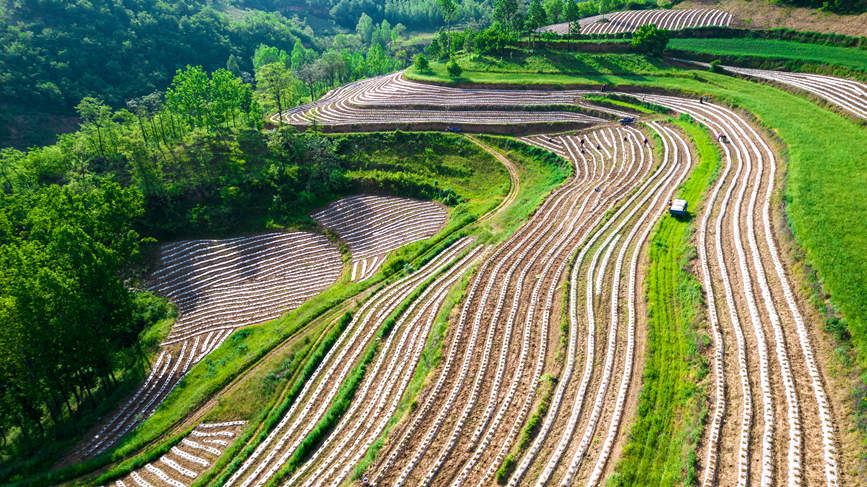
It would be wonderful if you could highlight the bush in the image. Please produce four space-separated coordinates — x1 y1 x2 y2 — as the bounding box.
631 24 670 56
473 27 517 55
446 58 463 78
413 53 430 72
708 59 723 73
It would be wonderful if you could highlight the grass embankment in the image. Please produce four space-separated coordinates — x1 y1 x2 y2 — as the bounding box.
23 132 509 487
406 50 684 86
345 135 572 480
668 38 867 71
339 131 509 221
474 135 572 240
609 117 719 486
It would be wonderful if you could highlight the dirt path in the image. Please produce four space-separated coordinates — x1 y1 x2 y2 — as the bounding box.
464 134 520 227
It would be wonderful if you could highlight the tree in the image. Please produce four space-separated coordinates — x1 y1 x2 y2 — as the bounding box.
439 0 458 51
391 23 406 44
446 58 463 78
226 54 242 75
290 40 313 71
210 68 247 128
528 0 548 44
322 50 347 86
493 0 519 33
253 44 290 70
569 19 581 35
356 12 375 44
76 97 112 156
545 0 564 23
564 0 579 21
427 37 442 59
165 65 211 129
125 97 150 144
631 24 669 56
295 63 323 100
257 63 292 121
473 27 515 55
598 0 613 21
414 54 430 72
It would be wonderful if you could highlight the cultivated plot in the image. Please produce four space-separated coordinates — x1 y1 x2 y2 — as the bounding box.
103 421 245 487
539 8 733 35
271 72 618 130
77 232 342 458
312 195 448 281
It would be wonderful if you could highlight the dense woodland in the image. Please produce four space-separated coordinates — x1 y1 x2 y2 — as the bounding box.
3 0 864 144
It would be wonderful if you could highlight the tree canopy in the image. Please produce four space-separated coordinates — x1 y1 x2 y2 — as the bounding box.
631 24 670 56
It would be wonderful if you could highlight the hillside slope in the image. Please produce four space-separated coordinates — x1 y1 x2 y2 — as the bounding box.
681 0 867 36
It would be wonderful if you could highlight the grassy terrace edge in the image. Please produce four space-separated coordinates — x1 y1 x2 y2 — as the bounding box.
667 38 867 73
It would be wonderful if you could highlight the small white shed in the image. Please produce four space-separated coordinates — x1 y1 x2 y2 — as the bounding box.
670 198 688 216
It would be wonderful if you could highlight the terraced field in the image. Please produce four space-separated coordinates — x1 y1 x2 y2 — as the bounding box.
312 195 448 282
271 72 620 131
77 232 343 458
719 66 867 120
540 8 733 35
70 59 865 487
641 94 841 487
105 422 246 487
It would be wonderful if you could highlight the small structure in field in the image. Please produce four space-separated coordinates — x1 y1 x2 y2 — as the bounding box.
670 198 688 216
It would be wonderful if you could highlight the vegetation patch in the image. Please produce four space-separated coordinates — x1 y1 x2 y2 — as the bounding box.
610 117 719 486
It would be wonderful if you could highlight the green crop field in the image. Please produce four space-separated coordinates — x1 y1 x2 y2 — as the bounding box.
668 38 867 71
611 116 719 486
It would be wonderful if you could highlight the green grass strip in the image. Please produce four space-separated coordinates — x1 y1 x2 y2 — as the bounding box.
200 311 354 487
609 116 719 486
668 38 867 72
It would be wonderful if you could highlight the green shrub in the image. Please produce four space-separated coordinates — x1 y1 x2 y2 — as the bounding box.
413 54 430 72
708 59 723 73
631 24 669 56
446 58 463 78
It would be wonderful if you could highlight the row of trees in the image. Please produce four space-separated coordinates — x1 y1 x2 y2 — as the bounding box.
328 0 493 29
252 14 410 118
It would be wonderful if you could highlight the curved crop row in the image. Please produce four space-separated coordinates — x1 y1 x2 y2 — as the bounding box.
101 421 245 487
283 245 485 486
222 237 474 487
540 8 732 35
721 65 867 120
645 94 840 487
271 72 609 130
312 195 448 281
78 232 342 457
